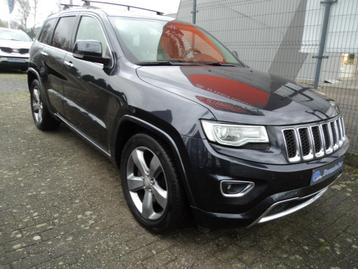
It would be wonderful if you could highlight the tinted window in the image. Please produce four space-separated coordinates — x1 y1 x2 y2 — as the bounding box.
75 16 110 58
52 16 76 51
38 18 57 44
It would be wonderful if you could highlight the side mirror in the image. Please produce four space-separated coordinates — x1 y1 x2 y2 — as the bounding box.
73 40 110 65
232 50 239 58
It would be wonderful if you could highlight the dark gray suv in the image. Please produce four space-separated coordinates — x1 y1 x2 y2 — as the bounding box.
27 2 348 233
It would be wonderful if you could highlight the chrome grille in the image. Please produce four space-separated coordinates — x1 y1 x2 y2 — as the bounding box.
0 47 29 54
282 116 346 163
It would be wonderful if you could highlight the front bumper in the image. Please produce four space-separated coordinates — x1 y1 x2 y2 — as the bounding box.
183 136 348 227
252 185 329 225
0 56 29 69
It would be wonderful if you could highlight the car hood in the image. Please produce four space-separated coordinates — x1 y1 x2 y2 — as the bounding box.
136 65 338 125
0 39 32 49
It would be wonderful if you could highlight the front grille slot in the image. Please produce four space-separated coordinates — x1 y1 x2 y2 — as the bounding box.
282 116 346 163
337 120 342 140
0 47 12 53
19 48 29 54
331 122 337 146
283 130 297 159
0 47 28 54
341 118 346 137
322 124 331 150
298 128 310 156
311 126 322 152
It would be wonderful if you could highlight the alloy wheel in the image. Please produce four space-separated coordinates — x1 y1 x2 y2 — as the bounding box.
32 88 43 124
126 147 168 220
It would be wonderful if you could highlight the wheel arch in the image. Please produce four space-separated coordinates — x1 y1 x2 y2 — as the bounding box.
27 67 54 114
111 114 196 206
27 67 40 91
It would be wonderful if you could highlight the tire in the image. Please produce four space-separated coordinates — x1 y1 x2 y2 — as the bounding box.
30 80 60 131
120 133 187 233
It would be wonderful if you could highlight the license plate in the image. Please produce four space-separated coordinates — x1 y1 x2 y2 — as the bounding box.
9 58 27 63
311 159 343 185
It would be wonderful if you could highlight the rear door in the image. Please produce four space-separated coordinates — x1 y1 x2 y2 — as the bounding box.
62 15 115 151
36 17 62 113
41 16 77 116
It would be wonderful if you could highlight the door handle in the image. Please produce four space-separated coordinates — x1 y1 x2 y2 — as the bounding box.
40 51 48 56
64 60 74 68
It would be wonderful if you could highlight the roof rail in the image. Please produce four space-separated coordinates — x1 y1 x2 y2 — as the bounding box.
60 3 83 10
82 0 164 15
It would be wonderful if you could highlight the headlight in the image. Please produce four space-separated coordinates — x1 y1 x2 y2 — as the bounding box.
201 120 269 147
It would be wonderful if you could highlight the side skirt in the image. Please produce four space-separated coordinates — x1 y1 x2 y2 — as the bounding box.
55 113 111 158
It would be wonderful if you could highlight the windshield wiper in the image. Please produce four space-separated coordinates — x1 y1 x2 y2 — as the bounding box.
137 61 238 67
198 62 237 66
138 61 173 66
138 60 197 66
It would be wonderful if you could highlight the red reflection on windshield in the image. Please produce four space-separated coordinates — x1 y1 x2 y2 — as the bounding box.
159 21 225 62
189 74 269 107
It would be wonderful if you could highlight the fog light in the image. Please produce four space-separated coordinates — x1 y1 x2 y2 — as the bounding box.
220 180 255 197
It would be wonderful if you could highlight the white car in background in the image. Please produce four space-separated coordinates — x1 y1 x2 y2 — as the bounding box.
0 27 32 71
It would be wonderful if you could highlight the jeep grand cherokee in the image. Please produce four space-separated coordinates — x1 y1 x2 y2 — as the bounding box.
27 4 348 233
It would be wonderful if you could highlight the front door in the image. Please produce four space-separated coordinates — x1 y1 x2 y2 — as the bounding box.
62 15 115 152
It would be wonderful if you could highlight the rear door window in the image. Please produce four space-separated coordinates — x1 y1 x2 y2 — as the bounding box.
52 16 77 51
38 18 57 45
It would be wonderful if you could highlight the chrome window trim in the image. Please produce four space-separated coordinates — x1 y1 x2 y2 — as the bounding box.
40 13 115 70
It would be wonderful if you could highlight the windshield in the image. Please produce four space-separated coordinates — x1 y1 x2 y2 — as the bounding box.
110 17 243 66
0 29 32 42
